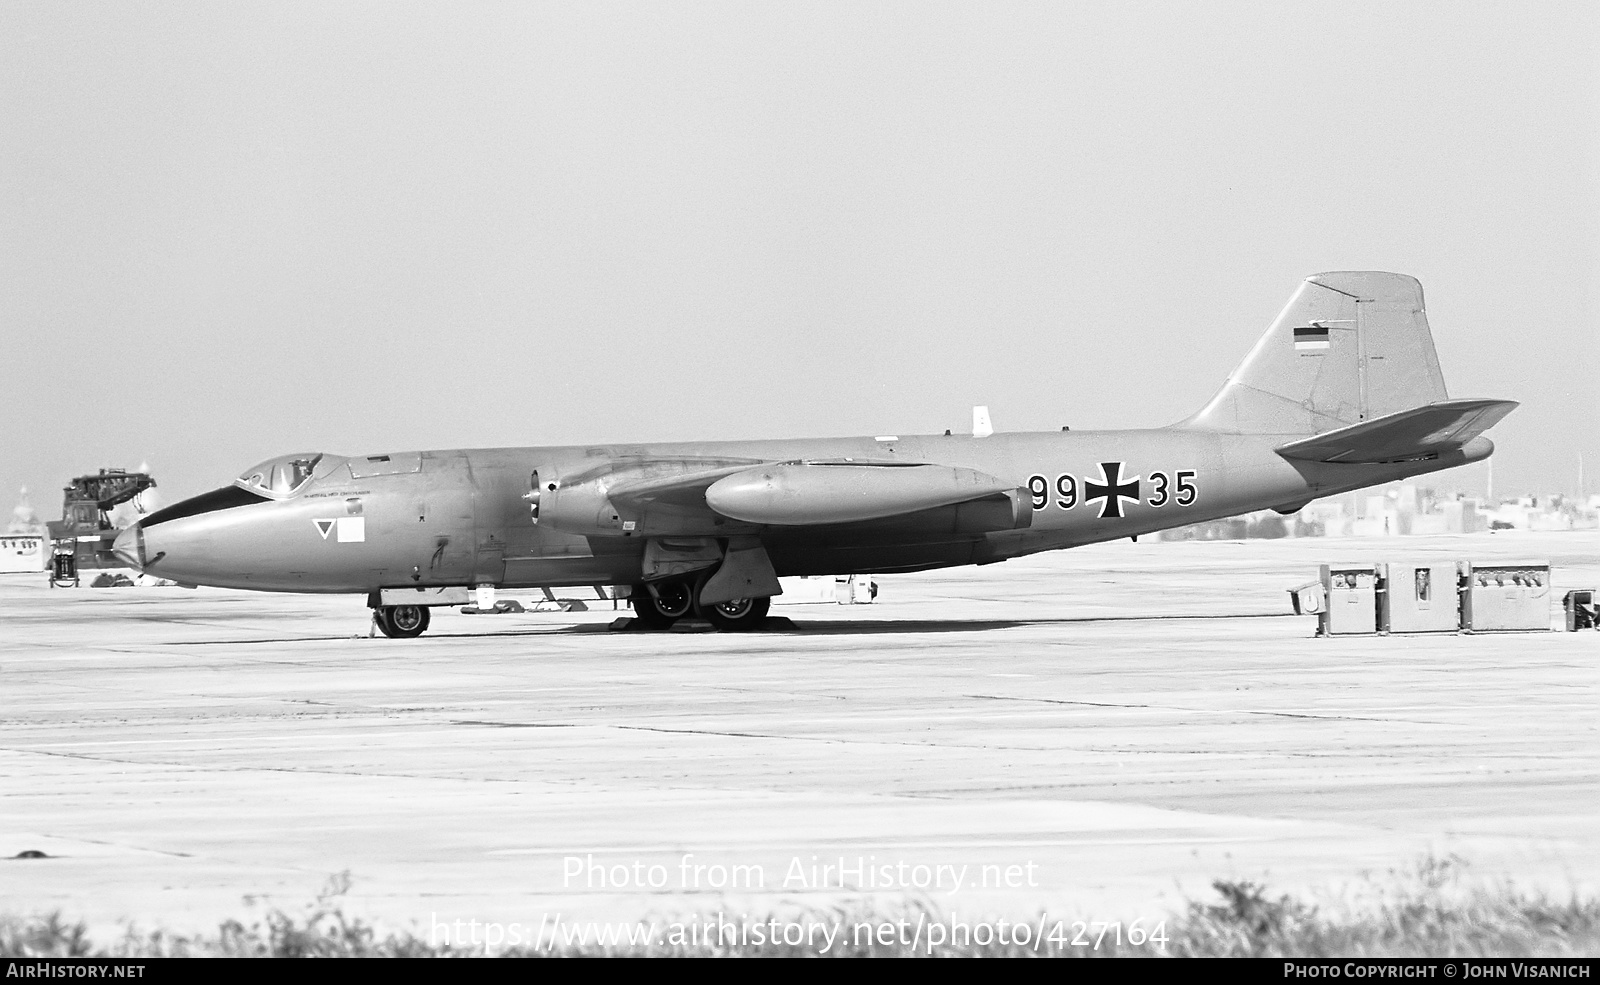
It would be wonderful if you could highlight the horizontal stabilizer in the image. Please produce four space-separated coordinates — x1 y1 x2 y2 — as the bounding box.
1274 398 1518 464
706 462 1017 525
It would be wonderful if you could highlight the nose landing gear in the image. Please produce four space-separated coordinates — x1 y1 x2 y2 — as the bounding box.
374 604 431 639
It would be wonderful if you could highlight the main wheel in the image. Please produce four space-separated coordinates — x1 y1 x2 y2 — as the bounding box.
691 569 772 632
699 594 771 632
630 581 692 630
378 604 431 638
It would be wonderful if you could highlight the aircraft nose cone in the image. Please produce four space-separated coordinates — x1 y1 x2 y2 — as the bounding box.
112 524 144 569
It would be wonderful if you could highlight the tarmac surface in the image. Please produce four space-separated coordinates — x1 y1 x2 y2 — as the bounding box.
3 530 1597 940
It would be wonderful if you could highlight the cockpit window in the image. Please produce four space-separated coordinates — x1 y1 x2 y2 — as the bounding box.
235 453 324 498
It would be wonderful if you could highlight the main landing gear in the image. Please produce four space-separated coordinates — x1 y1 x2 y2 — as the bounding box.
374 604 431 639
629 574 772 632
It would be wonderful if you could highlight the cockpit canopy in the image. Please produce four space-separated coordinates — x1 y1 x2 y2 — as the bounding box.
235 453 324 498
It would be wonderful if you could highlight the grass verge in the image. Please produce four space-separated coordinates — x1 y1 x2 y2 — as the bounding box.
4 857 1597 957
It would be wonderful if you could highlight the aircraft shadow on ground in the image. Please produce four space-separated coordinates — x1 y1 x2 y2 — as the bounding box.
710 611 1290 635
164 610 1292 645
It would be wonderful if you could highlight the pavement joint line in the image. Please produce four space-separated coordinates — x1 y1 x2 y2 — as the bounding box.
0 747 213 770
12 834 197 860
544 722 840 743
966 693 1456 726
447 719 1066 753
450 720 580 729
690 685 850 699
0 746 563 785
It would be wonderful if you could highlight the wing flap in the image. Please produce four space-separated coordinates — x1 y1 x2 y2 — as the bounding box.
1275 398 1518 464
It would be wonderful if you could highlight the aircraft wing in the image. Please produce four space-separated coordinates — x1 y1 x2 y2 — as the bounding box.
705 461 1020 525
1274 398 1518 464
605 459 1025 526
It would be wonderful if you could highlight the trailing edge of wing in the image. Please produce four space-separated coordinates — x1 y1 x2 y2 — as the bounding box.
1274 398 1519 464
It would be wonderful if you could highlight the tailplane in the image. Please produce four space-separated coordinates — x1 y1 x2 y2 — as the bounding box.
1274 397 1516 464
1185 272 1452 435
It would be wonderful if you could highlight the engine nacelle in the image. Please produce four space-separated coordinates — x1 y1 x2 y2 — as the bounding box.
536 477 627 536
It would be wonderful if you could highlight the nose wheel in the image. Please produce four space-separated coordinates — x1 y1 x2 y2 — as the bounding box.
374 604 431 638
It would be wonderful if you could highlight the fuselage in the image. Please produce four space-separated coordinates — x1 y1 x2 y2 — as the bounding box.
117 428 1491 595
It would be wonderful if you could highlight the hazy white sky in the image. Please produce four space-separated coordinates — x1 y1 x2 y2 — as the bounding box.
2 1 1595 509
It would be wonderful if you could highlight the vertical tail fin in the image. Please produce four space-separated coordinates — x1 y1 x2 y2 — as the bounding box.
1185 272 1449 435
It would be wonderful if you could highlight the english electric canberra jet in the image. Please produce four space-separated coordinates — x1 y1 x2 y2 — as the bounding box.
116 272 1515 637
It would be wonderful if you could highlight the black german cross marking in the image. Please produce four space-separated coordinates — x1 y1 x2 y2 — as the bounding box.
1084 462 1141 519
